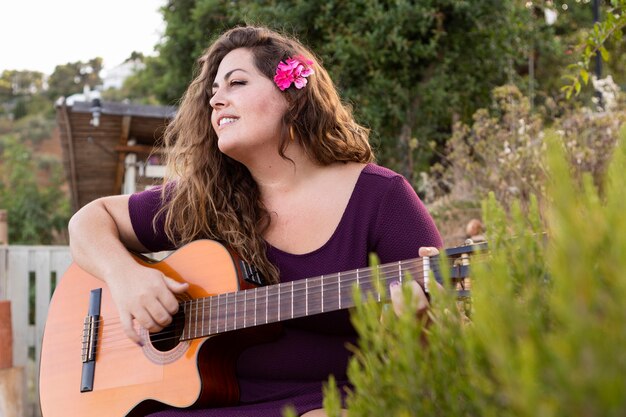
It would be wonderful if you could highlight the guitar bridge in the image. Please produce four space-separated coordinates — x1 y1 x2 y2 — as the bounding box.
80 288 101 392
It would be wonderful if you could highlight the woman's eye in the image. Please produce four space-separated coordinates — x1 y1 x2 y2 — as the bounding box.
230 80 246 86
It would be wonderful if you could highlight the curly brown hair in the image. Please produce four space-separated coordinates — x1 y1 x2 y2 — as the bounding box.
159 25 374 283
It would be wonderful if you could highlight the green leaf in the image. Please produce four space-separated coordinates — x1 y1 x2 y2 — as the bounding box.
599 46 610 62
580 69 589 85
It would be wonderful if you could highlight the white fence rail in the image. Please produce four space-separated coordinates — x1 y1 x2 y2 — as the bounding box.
0 245 72 417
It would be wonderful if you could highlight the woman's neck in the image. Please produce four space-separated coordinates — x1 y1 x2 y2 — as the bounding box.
246 144 319 197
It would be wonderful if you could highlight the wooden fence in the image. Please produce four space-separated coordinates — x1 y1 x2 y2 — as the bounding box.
0 245 72 417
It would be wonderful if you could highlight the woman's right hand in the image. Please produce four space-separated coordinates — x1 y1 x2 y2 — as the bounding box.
105 264 189 345
69 195 190 345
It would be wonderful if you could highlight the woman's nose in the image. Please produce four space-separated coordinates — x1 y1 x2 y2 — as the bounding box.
209 89 225 109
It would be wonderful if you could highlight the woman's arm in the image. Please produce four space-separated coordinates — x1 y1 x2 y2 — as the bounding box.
68 195 188 344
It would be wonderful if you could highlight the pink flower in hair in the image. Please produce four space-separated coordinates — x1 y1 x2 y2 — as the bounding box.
274 55 314 91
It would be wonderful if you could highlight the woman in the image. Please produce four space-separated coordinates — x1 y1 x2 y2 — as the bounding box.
69 26 442 417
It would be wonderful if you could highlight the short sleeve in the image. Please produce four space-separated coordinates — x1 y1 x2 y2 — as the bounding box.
372 176 443 264
128 187 176 252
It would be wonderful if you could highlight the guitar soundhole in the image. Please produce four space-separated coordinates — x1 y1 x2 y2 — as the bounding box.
149 309 186 352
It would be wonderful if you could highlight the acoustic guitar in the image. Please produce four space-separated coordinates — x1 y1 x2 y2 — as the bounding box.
39 239 484 417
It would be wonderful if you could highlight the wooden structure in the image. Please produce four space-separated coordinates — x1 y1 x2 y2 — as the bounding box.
56 99 176 212
0 245 72 417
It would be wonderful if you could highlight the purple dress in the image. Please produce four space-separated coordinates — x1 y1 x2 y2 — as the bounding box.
128 164 442 417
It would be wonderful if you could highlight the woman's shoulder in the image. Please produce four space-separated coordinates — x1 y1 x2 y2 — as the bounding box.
354 163 411 197
361 163 405 180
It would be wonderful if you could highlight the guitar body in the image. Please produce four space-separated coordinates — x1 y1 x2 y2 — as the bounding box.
40 240 253 417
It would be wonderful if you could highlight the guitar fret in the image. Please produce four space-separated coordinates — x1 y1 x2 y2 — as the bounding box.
308 277 322 316
233 293 239 329
278 284 281 321
291 280 306 319
201 297 205 338
224 294 228 332
254 290 257 326
338 272 341 310
197 299 201 338
243 291 248 327
229 293 236 331
216 294 221 334
239 290 249 329
376 265 382 302
208 296 213 335
305 279 308 316
186 300 192 339
291 281 294 319
321 275 324 313
193 300 198 339
339 271 354 310
265 286 268 324
278 283 291 322
266 285 279 323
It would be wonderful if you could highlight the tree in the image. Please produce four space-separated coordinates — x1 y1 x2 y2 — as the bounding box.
0 135 69 244
562 0 626 98
271 0 530 179
0 70 46 98
0 70 52 119
47 57 104 99
129 0 616 179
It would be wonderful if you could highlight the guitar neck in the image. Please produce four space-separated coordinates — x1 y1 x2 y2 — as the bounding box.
179 256 439 340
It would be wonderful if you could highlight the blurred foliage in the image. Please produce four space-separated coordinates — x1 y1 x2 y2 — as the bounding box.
425 83 626 211
10 114 57 144
562 0 626 99
46 57 103 100
0 70 46 98
126 0 621 180
0 70 68 244
328 125 626 416
0 135 70 244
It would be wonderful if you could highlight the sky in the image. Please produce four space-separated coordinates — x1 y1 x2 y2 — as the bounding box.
0 0 166 76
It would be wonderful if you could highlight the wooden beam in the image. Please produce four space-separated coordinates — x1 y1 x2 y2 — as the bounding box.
113 116 132 195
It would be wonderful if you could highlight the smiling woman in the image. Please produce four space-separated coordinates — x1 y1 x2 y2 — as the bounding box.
64 25 442 417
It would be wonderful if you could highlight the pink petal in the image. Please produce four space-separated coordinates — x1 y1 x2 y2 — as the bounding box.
294 77 308 89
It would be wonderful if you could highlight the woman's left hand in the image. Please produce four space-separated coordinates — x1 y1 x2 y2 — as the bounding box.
389 246 440 317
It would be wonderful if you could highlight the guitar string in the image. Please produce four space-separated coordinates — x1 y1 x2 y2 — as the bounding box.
87 262 445 350
86 256 486 351
86 253 487 349
87 254 486 349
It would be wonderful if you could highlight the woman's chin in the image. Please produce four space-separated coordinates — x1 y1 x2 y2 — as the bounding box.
218 141 247 162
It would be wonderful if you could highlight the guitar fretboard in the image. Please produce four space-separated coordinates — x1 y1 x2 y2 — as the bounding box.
179 257 430 340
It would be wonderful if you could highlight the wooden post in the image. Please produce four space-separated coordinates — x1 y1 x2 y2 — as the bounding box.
0 367 25 417
0 300 11 369
0 209 7 245
1 297 22 417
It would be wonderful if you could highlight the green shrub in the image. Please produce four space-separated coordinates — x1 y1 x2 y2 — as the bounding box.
328 125 626 416
0 135 69 244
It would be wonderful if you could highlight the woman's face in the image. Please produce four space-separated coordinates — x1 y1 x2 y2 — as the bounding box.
210 48 289 163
